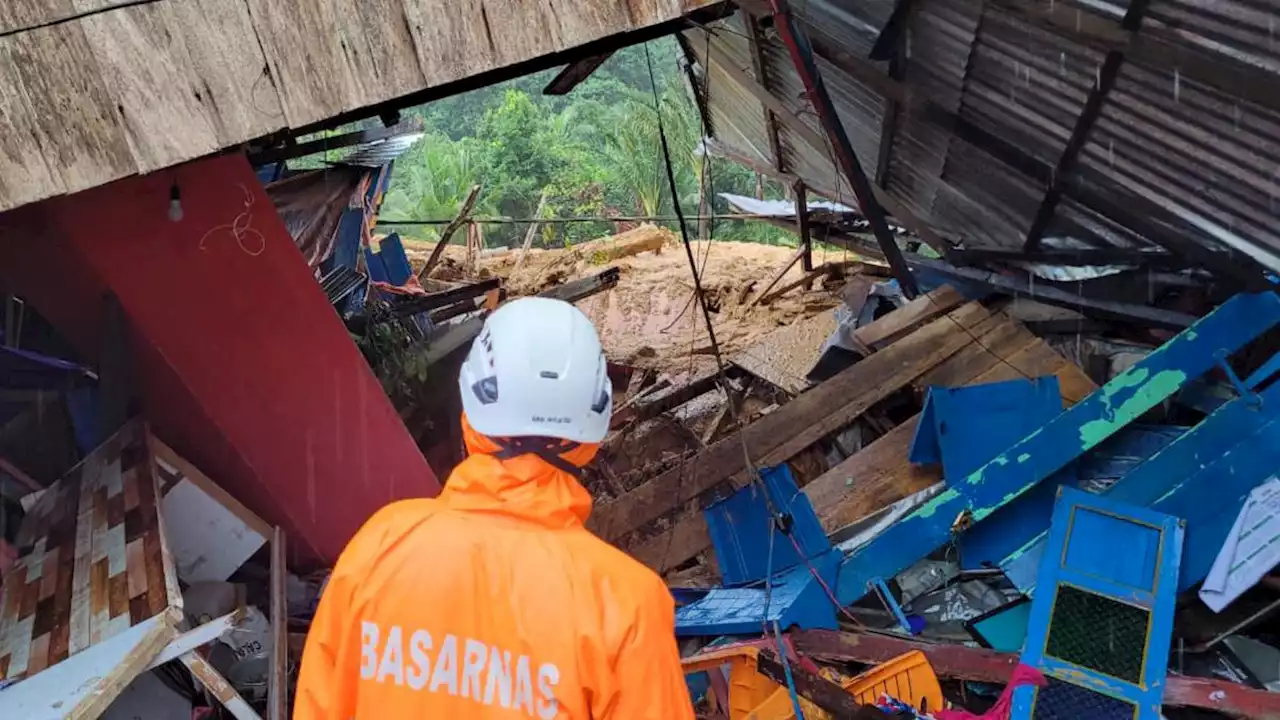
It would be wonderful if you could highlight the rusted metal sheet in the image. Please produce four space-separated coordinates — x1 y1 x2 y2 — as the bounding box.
700 0 1280 280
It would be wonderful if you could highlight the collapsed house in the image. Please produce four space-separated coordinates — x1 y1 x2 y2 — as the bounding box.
0 0 1279 717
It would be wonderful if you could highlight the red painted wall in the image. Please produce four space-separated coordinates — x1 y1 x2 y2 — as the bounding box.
0 154 439 564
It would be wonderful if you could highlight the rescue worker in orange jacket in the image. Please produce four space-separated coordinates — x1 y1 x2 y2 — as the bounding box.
295 297 694 719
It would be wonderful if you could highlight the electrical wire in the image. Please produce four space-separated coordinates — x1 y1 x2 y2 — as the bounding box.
644 41 788 580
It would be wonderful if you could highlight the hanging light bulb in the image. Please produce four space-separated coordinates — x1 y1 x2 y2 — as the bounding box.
168 183 184 223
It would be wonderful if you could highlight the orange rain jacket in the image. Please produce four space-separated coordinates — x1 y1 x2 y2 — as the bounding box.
295 418 694 719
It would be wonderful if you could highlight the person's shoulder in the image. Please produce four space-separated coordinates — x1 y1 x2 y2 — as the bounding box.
341 498 439 557
570 529 669 597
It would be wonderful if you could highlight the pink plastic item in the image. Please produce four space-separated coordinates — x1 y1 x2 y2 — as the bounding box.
935 665 1047 720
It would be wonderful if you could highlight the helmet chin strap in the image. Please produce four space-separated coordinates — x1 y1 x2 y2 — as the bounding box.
491 437 584 478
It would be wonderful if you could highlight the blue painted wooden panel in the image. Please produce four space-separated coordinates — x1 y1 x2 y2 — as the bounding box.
1149 416 1280 591
965 425 1182 575
1012 488 1183 720
1002 378 1280 595
1062 506 1162 591
912 379 1063 571
705 465 830 587
836 292 1280 605
930 378 1062 483
674 552 841 636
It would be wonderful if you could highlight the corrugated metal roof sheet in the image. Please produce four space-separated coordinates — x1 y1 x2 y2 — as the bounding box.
691 0 1280 280
337 132 425 168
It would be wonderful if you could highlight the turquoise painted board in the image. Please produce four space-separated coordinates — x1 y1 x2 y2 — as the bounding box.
836 292 1280 604
1001 375 1280 595
1012 487 1183 720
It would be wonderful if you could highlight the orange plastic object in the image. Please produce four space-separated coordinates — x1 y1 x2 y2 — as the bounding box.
683 647 779 719
844 650 944 714
683 646 944 720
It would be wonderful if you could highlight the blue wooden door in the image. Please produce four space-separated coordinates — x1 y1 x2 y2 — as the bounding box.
1013 487 1183 720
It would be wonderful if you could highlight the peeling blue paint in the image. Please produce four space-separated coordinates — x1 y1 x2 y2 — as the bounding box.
836 293 1280 605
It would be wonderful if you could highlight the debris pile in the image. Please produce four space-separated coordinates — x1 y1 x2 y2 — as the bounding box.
594 278 1280 718
0 421 294 718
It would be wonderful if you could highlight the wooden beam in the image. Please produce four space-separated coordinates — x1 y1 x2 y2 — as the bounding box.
745 14 785 173
268 528 287 720
950 245 1181 268
1022 50 1124 251
1023 1 1152 251
391 278 503 317
852 284 967 349
759 262 846 305
769 0 919 297
636 307 1096 572
756 649 891 719
699 49 952 257
791 630 1280 717
417 184 482 281
181 651 263 720
795 180 813 271
796 25 1269 287
543 53 615 95
589 301 993 548
748 244 808 308
536 266 621 304
907 256 1198 329
513 190 549 271
629 370 726 424
871 0 913 187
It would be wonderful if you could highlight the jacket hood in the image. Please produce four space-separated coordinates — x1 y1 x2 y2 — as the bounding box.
438 414 598 528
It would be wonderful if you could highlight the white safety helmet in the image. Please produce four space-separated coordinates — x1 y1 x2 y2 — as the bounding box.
459 297 613 444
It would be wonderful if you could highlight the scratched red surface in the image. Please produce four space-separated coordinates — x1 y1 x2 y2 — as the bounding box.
0 155 439 564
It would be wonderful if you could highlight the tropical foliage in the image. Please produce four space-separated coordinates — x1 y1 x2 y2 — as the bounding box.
378 39 799 249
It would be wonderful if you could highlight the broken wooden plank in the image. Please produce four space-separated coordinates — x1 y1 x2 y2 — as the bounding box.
758 262 843 305
0 613 175 720
628 371 725 424
756 649 890 719
790 629 1280 717
748 244 807 308
390 278 502 317
592 301 995 555
181 650 263 720
653 312 1097 572
537 267 621 304
146 610 243 669
852 285 967 349
804 418 936 534
809 330 1097 535
417 184 481 281
513 190 549 271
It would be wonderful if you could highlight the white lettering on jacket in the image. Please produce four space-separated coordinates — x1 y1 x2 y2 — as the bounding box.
360 621 561 717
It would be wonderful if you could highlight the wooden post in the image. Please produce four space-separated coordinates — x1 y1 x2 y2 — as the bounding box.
514 190 550 271
417 184 482 281
268 527 287 720
795 180 812 271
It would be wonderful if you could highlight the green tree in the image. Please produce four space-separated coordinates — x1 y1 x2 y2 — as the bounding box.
380 133 494 241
